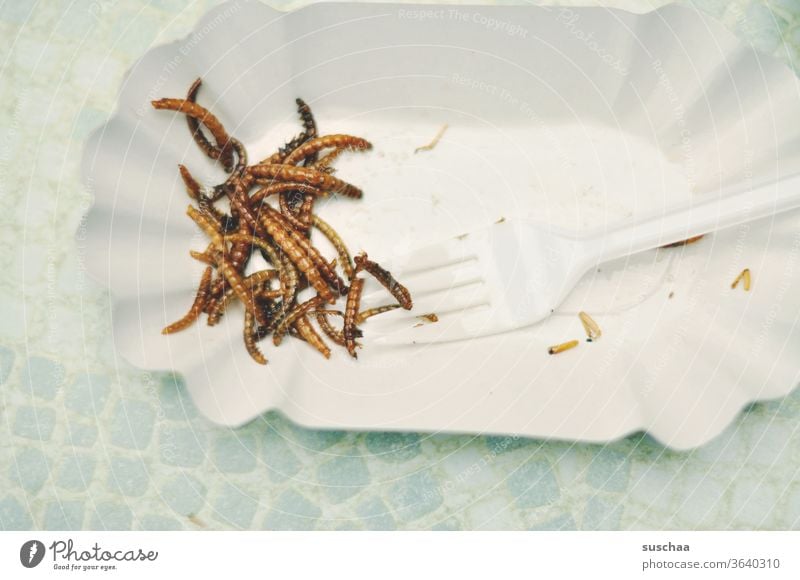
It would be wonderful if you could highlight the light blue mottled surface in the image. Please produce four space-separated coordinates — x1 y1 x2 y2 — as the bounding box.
1 0 799 530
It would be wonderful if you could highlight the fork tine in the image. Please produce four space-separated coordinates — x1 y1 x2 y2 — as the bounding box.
388 236 478 278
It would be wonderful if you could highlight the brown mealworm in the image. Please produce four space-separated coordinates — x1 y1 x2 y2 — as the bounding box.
311 215 354 280
315 310 347 346
354 252 413 310
344 277 365 358
243 309 267 365
162 266 213 334
294 316 330 358
152 97 234 170
357 304 401 324
282 134 372 166
185 78 226 167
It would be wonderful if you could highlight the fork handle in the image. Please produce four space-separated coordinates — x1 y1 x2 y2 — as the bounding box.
585 173 800 265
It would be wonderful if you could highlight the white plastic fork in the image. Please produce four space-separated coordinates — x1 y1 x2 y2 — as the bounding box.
367 174 800 345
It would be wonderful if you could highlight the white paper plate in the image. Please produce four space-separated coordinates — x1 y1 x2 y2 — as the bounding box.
81 1 800 449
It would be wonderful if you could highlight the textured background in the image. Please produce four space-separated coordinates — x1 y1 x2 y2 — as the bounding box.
1 0 800 531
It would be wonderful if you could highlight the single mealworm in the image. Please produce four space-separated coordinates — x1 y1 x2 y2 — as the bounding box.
311 215 354 280
178 164 204 200
211 138 249 200
315 310 347 346
282 134 372 166
297 193 315 234
354 252 413 310
185 78 225 167
248 164 363 199
207 217 254 300
162 266 213 334
294 97 318 165
151 97 234 170
279 254 300 309
243 309 267 365
255 98 318 166
344 277 365 358
357 304 401 324
548 340 579 355
294 316 330 358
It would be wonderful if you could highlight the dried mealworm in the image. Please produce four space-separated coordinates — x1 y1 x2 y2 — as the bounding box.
282 134 372 166
294 316 331 358
297 193 315 233
357 304 401 324
226 182 269 239
414 123 448 154
249 164 363 199
162 266 213 334
152 97 234 170
186 205 224 247
315 310 347 346
273 295 325 345
178 164 204 200
255 98 318 166
294 97 318 165
548 340 579 355
312 215 354 280
279 254 300 308
344 277 365 358
354 252 412 310
297 97 318 140
185 78 225 166
578 311 602 341
211 138 249 201
731 268 751 291
243 309 267 365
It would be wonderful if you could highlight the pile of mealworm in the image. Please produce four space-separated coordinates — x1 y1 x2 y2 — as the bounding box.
154 78 413 364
